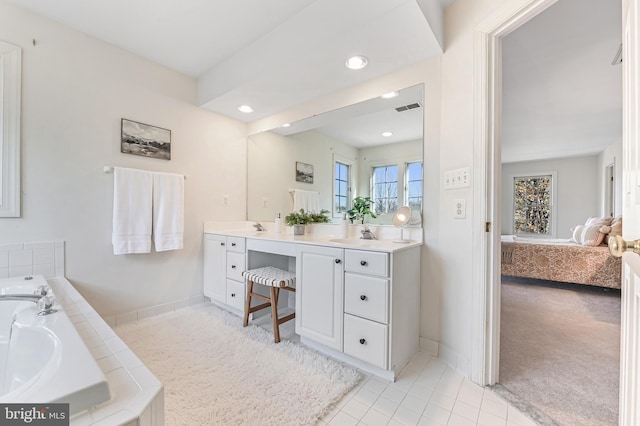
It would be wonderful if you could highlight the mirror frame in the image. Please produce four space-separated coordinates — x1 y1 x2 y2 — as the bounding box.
0 41 21 217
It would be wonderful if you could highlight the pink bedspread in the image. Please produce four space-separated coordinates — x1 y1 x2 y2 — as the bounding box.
501 238 622 289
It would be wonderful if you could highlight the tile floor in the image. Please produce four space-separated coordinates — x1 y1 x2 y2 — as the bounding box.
251 308 538 426
317 352 538 426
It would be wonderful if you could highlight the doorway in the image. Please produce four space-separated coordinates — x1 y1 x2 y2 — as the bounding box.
473 0 623 402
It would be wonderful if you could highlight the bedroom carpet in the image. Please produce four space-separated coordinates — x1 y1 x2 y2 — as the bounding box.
499 276 620 426
114 304 361 426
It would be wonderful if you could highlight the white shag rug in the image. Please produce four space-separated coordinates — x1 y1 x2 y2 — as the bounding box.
115 305 361 426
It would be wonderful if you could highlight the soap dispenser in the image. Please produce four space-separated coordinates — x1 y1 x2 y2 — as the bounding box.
275 213 283 233
340 213 349 238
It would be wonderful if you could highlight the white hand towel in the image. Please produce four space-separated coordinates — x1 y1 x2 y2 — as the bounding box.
112 167 153 255
292 189 320 213
153 172 184 252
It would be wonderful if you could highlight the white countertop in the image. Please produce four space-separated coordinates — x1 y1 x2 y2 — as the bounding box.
203 221 422 253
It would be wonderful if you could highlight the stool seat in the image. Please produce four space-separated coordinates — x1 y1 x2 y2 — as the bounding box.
242 266 296 343
242 266 295 288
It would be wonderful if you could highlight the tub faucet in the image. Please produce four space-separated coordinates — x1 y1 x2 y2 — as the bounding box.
0 294 43 303
0 294 57 315
360 226 376 240
253 222 264 231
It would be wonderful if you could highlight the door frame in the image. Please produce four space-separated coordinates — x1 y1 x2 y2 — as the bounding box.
471 0 560 386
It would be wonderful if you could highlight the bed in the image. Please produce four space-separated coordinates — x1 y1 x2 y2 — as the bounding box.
501 235 622 289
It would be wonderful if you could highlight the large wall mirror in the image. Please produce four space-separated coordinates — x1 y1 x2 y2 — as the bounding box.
0 41 21 218
247 84 423 225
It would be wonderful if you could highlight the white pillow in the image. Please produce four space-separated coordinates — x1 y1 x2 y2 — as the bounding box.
580 224 606 246
572 225 585 244
585 216 613 227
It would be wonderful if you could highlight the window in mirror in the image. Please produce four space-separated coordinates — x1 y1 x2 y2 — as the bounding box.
372 165 398 214
334 158 352 217
406 161 423 210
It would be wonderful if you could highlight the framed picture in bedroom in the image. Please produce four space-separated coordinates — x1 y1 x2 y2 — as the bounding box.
296 161 314 183
121 118 171 160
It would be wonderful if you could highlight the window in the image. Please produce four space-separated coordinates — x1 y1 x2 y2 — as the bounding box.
334 161 351 215
0 41 21 217
406 161 423 210
372 165 398 214
513 174 553 235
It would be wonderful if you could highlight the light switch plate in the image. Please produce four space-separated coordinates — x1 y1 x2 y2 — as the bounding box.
444 167 471 190
454 199 466 219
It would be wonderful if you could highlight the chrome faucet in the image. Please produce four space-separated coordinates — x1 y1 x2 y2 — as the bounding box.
0 294 43 303
253 222 264 231
0 294 57 315
360 226 376 240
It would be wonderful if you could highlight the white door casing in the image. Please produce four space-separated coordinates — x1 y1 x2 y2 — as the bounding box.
619 0 640 423
472 0 560 386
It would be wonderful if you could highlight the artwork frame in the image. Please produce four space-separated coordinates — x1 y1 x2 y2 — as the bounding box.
121 118 171 160
296 161 314 184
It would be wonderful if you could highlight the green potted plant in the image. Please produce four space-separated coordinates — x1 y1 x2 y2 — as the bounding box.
285 209 330 235
347 196 377 224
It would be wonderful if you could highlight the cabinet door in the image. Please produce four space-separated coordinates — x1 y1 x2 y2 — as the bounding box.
203 234 227 302
295 244 344 351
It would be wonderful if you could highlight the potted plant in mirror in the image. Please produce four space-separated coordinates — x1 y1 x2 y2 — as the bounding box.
347 196 377 224
285 209 330 235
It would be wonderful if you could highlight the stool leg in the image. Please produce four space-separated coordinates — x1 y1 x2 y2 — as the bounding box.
243 280 253 327
270 287 280 343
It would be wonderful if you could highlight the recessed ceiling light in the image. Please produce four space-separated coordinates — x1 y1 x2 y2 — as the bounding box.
281 123 291 128
381 91 399 99
345 55 368 70
382 131 393 137
238 105 254 113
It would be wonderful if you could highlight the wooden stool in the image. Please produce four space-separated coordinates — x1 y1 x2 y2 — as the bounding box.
242 266 296 343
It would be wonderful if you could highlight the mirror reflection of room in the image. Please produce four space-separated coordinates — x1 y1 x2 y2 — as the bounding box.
247 84 424 226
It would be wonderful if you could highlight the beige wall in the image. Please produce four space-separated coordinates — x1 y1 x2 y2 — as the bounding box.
0 2 248 317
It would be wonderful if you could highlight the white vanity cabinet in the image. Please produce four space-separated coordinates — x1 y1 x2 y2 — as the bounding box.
296 243 420 379
202 224 421 381
203 233 246 312
295 244 344 351
343 250 390 369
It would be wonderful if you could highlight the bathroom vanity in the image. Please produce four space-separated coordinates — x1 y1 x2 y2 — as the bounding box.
203 222 421 380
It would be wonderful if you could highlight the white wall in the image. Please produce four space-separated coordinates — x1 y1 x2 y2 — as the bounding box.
501 156 600 238
0 2 247 318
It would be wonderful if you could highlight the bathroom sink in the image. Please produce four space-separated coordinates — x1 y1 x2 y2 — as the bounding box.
329 238 381 246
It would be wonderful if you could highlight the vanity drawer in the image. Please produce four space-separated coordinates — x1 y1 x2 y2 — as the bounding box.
226 279 245 311
345 250 389 277
227 236 246 253
226 252 246 281
343 314 388 369
344 273 388 324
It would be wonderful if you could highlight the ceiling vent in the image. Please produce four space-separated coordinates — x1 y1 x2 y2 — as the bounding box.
395 102 422 112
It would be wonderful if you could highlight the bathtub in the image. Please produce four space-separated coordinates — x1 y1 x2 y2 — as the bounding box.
0 275 111 416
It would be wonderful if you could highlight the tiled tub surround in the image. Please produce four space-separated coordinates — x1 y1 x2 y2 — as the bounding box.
0 241 65 279
46 276 164 426
0 275 110 415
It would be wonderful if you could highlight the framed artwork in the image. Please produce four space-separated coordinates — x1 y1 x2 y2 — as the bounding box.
296 161 314 183
121 118 171 160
